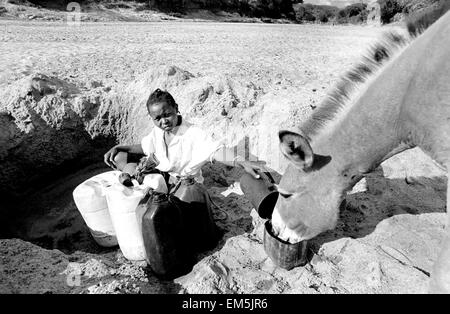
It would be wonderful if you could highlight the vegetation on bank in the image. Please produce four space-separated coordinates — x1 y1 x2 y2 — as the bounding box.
293 2 368 24
293 0 443 24
0 0 444 24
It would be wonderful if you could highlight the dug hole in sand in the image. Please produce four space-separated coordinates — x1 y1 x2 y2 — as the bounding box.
0 65 447 294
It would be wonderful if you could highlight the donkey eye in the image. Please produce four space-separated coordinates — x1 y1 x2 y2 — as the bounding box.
279 192 293 199
275 185 293 199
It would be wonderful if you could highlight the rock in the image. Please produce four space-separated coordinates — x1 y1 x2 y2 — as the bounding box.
367 0 381 25
66 258 112 279
86 279 142 294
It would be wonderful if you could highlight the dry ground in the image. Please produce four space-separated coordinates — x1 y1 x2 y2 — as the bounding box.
0 20 400 103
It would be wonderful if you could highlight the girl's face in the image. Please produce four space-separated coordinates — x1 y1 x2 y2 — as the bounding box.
148 101 179 132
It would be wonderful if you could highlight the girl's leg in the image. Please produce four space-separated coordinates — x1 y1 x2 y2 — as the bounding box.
114 152 145 174
113 152 129 171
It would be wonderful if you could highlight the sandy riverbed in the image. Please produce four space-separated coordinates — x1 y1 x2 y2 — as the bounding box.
0 20 400 97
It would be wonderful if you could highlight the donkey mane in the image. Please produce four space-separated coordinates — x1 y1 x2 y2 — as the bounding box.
299 1 450 140
407 0 450 37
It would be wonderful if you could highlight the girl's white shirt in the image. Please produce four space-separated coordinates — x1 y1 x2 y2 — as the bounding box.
141 119 224 183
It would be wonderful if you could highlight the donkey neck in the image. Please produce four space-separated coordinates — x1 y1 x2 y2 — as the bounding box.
311 53 416 190
309 13 450 189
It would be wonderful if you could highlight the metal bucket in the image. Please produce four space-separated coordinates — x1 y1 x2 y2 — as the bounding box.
240 171 279 219
263 220 308 270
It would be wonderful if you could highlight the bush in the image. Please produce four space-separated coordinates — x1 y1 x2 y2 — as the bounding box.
318 11 328 22
293 3 338 23
135 3 152 11
104 3 132 10
336 3 368 23
149 0 295 19
293 2 371 24
378 0 404 24
243 0 296 19
7 0 29 4
293 4 314 21
337 3 368 24
347 3 366 16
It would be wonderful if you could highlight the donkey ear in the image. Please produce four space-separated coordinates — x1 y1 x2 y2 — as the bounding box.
279 130 314 171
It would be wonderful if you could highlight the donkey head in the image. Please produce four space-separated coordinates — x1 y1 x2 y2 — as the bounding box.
273 130 343 243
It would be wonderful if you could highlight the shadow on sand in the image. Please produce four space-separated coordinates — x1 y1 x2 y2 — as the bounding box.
307 166 447 259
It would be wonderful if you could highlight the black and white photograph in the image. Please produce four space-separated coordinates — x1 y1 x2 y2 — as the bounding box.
0 0 449 297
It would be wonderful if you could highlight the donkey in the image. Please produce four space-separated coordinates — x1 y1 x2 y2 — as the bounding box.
272 6 450 292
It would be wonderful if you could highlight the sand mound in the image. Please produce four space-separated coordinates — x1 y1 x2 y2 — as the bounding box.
0 65 312 199
0 73 116 198
112 65 312 174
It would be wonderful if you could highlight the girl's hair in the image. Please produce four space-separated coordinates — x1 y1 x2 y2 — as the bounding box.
146 88 178 111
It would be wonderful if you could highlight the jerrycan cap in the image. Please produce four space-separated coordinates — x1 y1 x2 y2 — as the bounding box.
152 192 168 203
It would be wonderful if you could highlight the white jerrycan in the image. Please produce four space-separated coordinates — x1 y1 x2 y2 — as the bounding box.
72 171 120 247
141 173 168 194
105 183 150 261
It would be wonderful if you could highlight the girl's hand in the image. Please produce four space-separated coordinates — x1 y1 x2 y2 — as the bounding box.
236 159 267 179
104 146 119 169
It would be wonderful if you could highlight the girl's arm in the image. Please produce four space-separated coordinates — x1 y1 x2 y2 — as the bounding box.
104 144 144 168
212 146 266 179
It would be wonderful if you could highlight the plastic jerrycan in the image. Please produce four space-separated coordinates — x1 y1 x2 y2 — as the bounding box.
105 183 149 261
141 192 193 279
142 173 168 194
72 171 119 247
173 179 219 252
